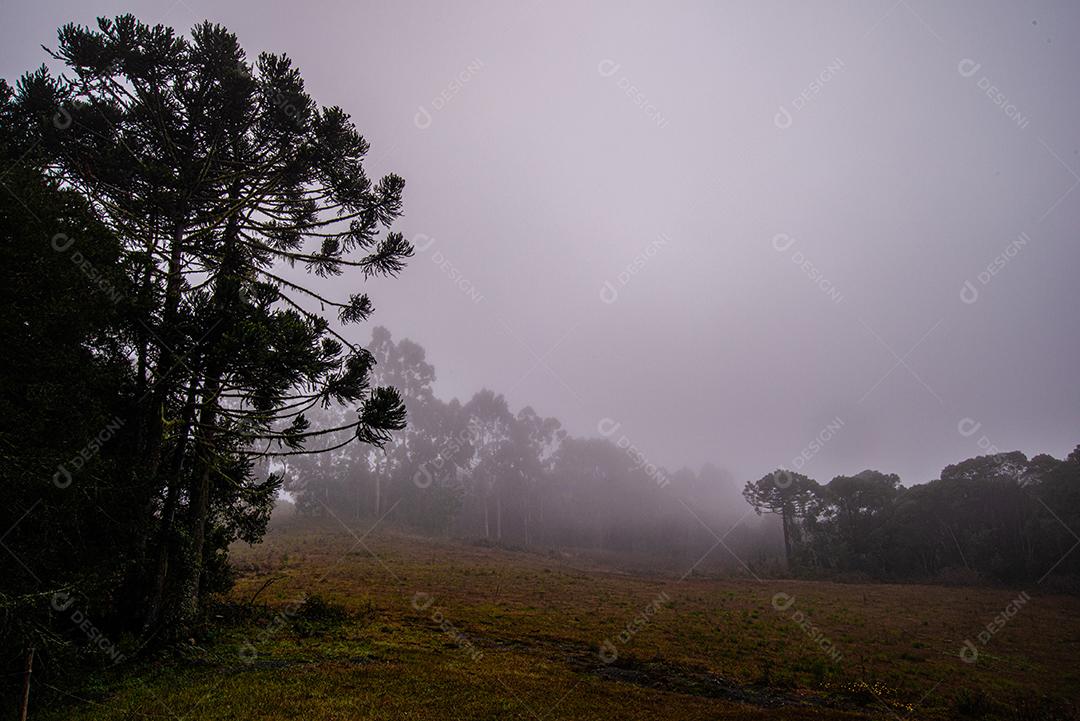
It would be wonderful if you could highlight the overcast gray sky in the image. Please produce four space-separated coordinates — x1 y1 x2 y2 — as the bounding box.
3 0 1078 487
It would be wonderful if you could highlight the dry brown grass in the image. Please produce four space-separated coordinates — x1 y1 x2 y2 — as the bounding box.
41 516 1080 720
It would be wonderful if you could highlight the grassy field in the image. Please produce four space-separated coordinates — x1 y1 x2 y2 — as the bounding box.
40 515 1080 720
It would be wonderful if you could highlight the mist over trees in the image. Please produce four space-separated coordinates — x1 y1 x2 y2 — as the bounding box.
283 326 757 560
288 327 1080 589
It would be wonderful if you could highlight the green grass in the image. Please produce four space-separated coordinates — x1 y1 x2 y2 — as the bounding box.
37 517 1080 720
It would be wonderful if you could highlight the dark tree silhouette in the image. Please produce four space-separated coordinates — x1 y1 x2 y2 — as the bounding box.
3 14 413 640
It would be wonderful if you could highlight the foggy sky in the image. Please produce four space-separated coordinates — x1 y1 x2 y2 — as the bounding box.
3 0 1078 487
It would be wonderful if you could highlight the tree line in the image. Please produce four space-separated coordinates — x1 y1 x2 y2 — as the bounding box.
283 327 756 558
744 453 1080 585
286 328 1080 589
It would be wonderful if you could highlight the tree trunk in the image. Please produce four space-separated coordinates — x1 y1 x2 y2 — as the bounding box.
144 367 202 630
127 219 187 617
19 647 33 721
181 168 243 626
780 504 793 570
375 474 381 516
181 369 222 627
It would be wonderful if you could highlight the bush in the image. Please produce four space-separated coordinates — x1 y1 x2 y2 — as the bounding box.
291 595 350 638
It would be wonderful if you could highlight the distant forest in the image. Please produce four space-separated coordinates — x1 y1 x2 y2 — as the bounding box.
290 327 1080 588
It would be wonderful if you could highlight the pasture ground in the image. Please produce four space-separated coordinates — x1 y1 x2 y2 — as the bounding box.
39 516 1080 720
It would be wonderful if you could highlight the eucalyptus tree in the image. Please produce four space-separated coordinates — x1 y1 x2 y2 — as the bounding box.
462 390 517 539
14 15 413 629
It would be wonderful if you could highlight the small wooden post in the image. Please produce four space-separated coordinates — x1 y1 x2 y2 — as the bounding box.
19 646 34 721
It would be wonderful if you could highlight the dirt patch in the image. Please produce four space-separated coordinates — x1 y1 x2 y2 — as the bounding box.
476 632 869 713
